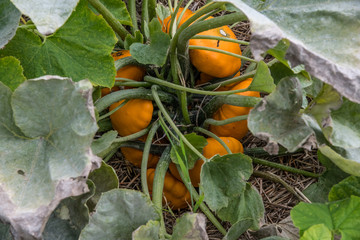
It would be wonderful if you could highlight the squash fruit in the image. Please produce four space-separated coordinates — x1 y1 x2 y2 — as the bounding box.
109 99 153 136
189 22 241 78
209 78 260 140
147 168 191 209
101 50 145 96
160 8 194 33
169 137 244 187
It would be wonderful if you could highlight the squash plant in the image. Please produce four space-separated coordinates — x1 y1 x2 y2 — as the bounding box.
1 0 360 239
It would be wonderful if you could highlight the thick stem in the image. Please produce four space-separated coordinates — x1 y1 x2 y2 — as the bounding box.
152 146 172 239
128 0 138 33
193 127 232 154
114 81 151 88
141 0 149 36
191 35 249 45
141 121 160 198
252 157 321 178
203 115 248 129
152 85 207 161
95 88 175 113
98 99 129 121
88 0 130 40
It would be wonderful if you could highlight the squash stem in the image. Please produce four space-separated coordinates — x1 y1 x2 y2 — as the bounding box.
252 157 321 178
98 99 129 121
88 0 130 40
152 146 172 239
152 85 207 161
191 35 249 45
141 0 149 37
128 0 138 33
193 127 232 154
141 121 161 198
203 115 248 129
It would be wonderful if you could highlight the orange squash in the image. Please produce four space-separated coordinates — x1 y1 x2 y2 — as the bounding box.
109 99 153 137
147 168 191 209
169 137 244 187
209 78 260 140
160 8 194 33
101 50 145 96
189 21 241 78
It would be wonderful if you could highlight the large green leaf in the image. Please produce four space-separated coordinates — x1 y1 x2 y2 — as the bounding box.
217 183 264 229
328 176 360 202
291 196 360 239
217 0 360 104
43 181 95 240
11 0 79 35
0 0 20 48
247 60 276 93
79 189 159 240
300 224 332 240
0 76 100 239
0 0 117 87
88 0 132 26
130 18 171 66
248 77 315 154
200 153 253 211
132 220 160 240
0 56 26 91
171 213 208 240
0 222 12 240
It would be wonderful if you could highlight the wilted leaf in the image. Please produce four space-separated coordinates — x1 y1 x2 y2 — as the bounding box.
130 18 170 66
0 0 20 48
0 0 117 87
300 224 332 240
132 220 160 240
88 0 132 26
0 56 25 91
217 183 264 229
171 213 208 240
170 133 207 169
328 176 360 202
11 0 79 35
216 0 360 103
79 189 159 240
87 161 119 211
0 76 100 239
291 196 360 239
247 60 276 93
248 77 315 154
201 153 253 210
43 181 95 240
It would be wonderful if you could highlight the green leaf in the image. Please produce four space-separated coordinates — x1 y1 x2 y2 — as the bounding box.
132 220 160 240
156 4 170 22
329 176 360 202
260 237 289 240
217 183 264 229
0 0 117 87
0 222 12 240
200 153 253 211
0 76 100 239
0 0 20 48
216 0 360 104
0 56 26 91
300 224 332 240
79 189 159 240
291 196 360 239
91 130 118 156
248 77 315 154
303 150 348 203
124 31 144 50
247 60 276 93
170 133 207 169
130 18 171 66
171 213 208 240
87 161 119 211
11 0 78 35
43 181 95 240
88 0 132 26
223 219 253 240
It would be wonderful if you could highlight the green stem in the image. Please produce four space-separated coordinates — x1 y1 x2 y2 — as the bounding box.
95 88 175 113
128 0 138 33
152 85 207 161
115 56 144 71
188 45 257 63
114 81 151 88
152 146 172 239
145 75 261 96
244 147 304 157
113 127 151 143
88 0 130 40
252 157 321 178
176 165 227 236
193 127 232 154
98 99 129 121
203 115 248 129
252 170 307 202
191 35 249 45
141 121 160 198
141 0 149 36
